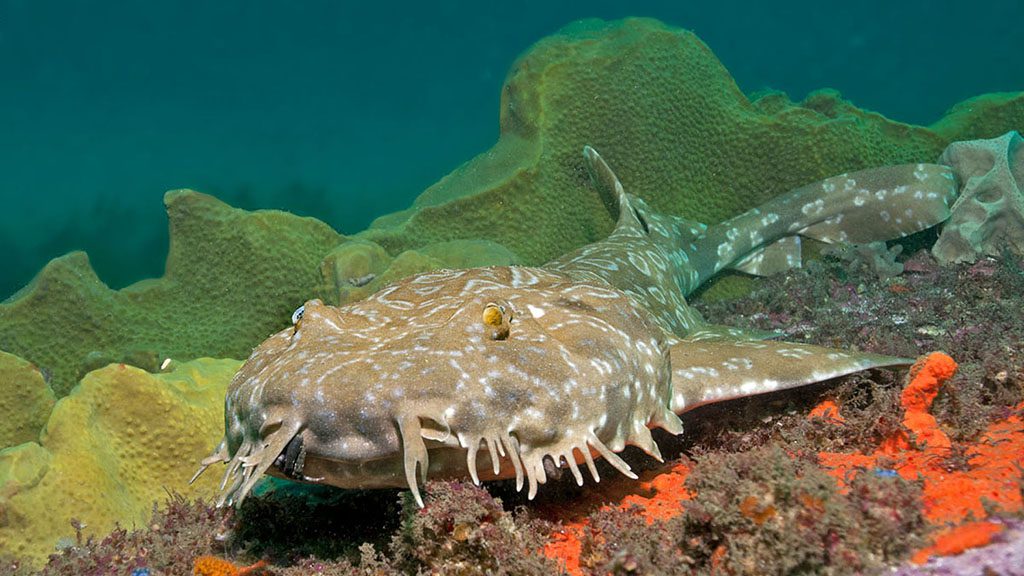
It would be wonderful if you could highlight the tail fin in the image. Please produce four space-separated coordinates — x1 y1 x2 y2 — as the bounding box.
692 164 958 282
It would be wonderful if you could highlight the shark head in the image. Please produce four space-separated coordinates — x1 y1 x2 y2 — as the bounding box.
200 266 682 507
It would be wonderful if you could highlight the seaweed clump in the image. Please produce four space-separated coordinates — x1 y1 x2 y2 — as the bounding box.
578 508 693 575
578 445 924 575
0 495 234 576
251 480 560 576
387 481 559 576
694 251 1024 444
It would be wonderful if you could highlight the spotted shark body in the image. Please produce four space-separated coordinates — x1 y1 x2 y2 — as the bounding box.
194 148 957 507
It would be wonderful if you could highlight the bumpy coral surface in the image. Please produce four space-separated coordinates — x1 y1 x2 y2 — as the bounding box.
0 191 342 396
0 357 238 566
0 351 55 448
934 131 1024 263
314 238 517 305
360 18 1023 265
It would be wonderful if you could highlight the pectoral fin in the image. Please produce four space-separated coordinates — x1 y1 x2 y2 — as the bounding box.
668 337 911 414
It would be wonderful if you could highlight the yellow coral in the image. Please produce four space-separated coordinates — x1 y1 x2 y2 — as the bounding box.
0 357 239 567
361 18 1022 276
0 351 55 447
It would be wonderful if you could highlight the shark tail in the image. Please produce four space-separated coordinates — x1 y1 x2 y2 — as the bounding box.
698 163 958 281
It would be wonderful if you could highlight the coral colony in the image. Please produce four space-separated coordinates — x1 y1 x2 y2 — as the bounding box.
1 18 1022 576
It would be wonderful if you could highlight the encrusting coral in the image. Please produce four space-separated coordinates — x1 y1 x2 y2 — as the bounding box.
0 351 55 448
933 130 1024 264
0 357 238 566
0 191 342 397
360 18 1023 265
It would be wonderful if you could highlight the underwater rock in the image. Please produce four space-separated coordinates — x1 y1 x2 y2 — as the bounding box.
0 357 238 567
0 351 55 448
0 190 342 396
359 18 1023 265
933 131 1024 264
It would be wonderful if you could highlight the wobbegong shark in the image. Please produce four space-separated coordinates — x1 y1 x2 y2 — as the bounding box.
193 147 957 507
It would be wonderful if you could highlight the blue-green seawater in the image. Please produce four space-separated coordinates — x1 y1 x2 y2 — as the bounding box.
1 0 1021 298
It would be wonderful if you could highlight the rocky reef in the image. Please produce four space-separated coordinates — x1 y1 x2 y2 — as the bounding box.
1 16 1023 573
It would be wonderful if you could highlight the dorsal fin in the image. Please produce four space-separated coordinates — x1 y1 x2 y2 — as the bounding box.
546 148 708 336
584 145 645 235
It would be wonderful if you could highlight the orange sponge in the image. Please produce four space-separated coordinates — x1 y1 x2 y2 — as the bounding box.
192 555 267 576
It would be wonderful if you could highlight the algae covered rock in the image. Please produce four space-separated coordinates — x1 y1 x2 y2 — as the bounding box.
0 357 239 567
934 131 1024 264
360 18 1023 265
0 190 342 396
0 351 56 448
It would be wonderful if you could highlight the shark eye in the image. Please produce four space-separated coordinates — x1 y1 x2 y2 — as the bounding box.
482 302 512 341
291 305 305 325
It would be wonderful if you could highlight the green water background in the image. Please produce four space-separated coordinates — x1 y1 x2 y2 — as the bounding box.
1 0 1021 299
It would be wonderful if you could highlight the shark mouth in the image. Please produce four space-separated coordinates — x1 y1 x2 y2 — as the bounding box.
395 411 670 507
191 419 303 508
193 410 667 509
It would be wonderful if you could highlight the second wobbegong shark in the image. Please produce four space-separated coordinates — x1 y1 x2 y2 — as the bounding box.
193 147 957 507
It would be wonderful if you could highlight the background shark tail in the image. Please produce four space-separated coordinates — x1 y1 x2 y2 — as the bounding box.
690 163 958 283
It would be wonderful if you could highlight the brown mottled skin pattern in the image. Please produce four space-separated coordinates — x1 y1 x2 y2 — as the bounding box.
194 147 958 507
